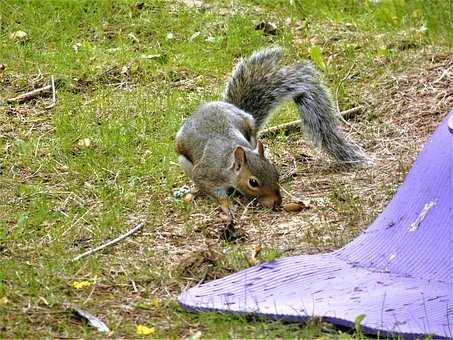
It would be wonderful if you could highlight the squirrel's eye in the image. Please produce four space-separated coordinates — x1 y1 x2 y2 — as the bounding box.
249 178 259 188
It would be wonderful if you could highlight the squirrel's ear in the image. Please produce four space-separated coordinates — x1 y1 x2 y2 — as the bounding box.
234 146 247 170
256 141 265 159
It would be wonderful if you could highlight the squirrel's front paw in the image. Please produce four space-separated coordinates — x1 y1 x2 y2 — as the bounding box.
218 198 235 225
219 210 234 226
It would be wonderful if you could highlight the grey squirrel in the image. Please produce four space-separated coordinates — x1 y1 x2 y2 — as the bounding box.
176 47 368 220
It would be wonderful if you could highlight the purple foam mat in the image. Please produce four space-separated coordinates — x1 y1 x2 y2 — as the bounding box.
179 112 453 339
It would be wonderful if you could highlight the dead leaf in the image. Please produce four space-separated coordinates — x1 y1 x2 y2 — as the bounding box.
10 30 28 42
255 21 278 36
64 302 110 333
253 243 262 258
246 243 262 265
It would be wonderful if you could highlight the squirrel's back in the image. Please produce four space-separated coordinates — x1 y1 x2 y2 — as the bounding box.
176 101 255 163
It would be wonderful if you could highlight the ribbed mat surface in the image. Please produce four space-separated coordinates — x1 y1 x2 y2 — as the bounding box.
179 112 453 339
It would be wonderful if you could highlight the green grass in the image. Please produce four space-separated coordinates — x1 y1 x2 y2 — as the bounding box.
0 0 451 338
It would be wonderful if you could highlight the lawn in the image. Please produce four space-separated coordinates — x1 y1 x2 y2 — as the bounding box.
0 0 451 338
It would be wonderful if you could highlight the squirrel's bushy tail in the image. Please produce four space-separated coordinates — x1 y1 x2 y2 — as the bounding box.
223 47 368 164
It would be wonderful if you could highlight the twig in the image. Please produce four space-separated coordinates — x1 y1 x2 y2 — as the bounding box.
259 106 363 137
340 105 364 119
45 75 56 109
72 222 145 261
259 120 301 137
7 84 52 103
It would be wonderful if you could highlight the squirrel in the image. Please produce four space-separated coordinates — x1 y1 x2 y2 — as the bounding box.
176 47 368 221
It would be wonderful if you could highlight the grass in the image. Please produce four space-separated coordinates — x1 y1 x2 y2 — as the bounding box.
0 0 451 338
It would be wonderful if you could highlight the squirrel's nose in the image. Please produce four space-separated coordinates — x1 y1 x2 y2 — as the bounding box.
260 196 280 210
259 189 282 210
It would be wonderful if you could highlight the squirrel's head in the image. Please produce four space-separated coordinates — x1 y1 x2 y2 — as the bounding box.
232 142 282 209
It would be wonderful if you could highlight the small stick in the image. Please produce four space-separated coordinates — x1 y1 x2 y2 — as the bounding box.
259 120 301 138
45 75 56 109
339 105 363 119
259 106 363 137
72 222 145 261
7 84 52 103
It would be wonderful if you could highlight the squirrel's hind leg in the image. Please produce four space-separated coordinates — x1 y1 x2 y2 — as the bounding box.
178 155 194 179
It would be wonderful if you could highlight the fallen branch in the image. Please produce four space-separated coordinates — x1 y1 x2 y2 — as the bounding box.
7 84 52 103
258 120 300 138
339 105 364 119
45 75 56 109
258 106 363 138
72 222 145 261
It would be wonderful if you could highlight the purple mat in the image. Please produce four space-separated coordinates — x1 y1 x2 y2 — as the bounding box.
179 112 453 339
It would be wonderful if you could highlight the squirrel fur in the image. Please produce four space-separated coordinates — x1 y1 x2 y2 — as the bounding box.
176 47 368 218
